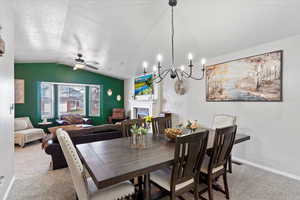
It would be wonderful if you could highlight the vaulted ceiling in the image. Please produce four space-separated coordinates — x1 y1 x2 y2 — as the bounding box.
15 0 300 79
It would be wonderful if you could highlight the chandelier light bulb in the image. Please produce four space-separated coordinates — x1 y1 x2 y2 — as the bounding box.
157 54 163 62
188 53 193 61
143 61 148 69
153 65 158 72
201 58 206 65
180 65 185 71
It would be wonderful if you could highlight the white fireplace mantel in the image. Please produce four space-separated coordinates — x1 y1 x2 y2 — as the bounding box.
130 100 158 119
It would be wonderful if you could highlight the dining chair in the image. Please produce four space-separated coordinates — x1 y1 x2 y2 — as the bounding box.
211 114 237 173
211 114 236 130
121 118 145 137
150 130 209 200
199 125 237 200
56 128 136 200
151 116 172 136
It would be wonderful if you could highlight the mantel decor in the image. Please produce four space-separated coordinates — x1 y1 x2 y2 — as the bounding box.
141 0 206 83
206 50 283 102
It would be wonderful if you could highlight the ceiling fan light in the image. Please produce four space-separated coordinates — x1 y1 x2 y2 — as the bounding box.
75 63 85 69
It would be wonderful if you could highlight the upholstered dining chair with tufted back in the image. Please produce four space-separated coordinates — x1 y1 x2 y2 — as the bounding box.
56 128 135 200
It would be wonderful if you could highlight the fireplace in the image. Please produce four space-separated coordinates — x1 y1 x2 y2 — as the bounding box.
130 100 158 119
134 107 150 119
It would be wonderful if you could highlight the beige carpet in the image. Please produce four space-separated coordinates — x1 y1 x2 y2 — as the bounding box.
7 142 300 200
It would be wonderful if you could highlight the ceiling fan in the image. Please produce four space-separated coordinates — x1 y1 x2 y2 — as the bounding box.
73 53 100 70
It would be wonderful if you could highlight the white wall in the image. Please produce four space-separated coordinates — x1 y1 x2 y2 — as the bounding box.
125 34 300 179
0 0 15 199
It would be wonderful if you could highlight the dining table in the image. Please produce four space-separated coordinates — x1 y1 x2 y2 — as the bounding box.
76 129 250 200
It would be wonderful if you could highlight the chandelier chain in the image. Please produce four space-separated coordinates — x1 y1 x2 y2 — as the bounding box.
171 6 175 66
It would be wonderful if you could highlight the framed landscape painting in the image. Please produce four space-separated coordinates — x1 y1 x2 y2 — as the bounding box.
206 50 283 102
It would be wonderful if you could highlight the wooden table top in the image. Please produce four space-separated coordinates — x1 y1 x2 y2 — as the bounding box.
77 132 250 189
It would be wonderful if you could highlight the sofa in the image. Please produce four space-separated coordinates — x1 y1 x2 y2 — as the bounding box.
43 124 122 170
56 114 92 125
15 117 45 147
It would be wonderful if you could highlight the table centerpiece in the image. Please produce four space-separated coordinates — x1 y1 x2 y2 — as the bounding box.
130 124 148 148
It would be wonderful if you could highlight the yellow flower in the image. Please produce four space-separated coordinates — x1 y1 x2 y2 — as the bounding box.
144 116 152 123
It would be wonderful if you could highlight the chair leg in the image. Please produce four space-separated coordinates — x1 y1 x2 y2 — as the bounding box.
208 175 214 200
194 185 199 200
223 173 230 199
170 193 176 200
178 196 186 200
228 155 232 173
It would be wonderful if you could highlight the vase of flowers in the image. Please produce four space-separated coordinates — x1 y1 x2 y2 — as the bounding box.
130 124 148 148
184 120 199 133
144 116 152 129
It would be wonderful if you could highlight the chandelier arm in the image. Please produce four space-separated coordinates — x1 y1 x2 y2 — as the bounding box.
179 72 188 80
190 69 205 80
157 65 168 79
154 77 165 84
182 71 190 78
175 69 182 81
153 69 171 83
186 66 193 78
161 68 171 78
154 68 171 81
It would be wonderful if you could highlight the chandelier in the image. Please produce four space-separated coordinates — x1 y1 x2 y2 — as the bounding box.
142 0 206 83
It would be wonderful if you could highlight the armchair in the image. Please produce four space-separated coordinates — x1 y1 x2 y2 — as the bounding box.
14 117 45 147
108 108 126 124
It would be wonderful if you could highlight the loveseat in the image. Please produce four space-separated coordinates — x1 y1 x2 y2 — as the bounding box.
43 124 122 170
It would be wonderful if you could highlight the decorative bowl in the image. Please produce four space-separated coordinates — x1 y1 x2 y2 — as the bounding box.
164 128 183 141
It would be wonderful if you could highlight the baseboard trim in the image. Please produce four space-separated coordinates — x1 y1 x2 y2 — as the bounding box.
233 157 300 182
3 176 15 200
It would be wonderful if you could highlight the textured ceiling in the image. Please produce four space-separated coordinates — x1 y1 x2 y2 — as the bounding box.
15 0 300 79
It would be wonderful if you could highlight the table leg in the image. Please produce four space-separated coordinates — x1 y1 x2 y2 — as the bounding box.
144 173 151 200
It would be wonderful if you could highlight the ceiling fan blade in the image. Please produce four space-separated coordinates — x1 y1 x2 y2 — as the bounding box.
85 64 99 70
86 60 100 65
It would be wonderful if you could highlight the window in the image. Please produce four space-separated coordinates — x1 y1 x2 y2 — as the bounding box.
40 82 101 119
58 85 86 116
40 82 54 119
89 85 100 116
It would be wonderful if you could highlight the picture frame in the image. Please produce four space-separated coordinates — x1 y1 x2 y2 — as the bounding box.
15 79 25 104
134 73 154 100
206 50 283 102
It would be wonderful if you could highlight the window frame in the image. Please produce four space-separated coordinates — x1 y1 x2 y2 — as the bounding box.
40 82 54 119
57 84 87 117
89 85 101 117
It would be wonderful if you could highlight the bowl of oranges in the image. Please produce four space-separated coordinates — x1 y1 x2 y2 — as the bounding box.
164 128 183 141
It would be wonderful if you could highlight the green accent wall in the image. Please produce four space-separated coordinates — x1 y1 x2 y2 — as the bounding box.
15 63 124 126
